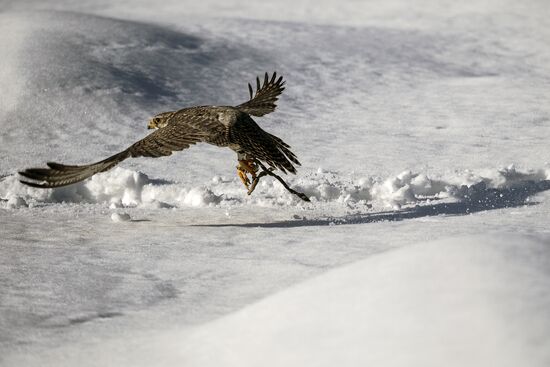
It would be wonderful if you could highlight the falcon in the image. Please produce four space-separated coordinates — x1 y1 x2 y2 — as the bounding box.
19 72 300 190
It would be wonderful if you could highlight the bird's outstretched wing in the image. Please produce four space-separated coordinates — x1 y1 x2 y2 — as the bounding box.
19 123 208 188
236 72 285 117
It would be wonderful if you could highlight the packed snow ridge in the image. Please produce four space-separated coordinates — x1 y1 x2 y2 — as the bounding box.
1 165 548 211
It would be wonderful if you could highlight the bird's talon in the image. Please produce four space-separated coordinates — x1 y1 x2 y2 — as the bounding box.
237 167 251 189
237 159 259 190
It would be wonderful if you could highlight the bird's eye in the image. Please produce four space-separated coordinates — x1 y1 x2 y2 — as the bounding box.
154 118 161 123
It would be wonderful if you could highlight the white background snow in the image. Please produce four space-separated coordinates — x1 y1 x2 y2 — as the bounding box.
0 0 549 366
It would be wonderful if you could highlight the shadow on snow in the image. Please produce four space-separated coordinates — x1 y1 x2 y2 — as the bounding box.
197 180 550 228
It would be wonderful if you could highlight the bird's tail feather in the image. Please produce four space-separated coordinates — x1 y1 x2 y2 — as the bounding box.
269 133 301 166
261 134 301 175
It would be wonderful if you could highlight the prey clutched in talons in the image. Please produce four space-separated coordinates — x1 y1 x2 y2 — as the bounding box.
237 168 251 188
237 159 258 189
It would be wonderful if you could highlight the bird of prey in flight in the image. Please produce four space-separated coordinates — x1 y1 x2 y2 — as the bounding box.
19 72 300 190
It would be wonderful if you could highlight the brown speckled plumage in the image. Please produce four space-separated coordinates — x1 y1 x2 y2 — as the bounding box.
19 72 300 188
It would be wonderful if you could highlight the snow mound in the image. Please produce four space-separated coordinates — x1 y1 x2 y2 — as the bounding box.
1 165 549 211
11 234 550 367
0 167 222 209
168 234 550 367
111 212 131 222
369 170 448 209
368 165 550 209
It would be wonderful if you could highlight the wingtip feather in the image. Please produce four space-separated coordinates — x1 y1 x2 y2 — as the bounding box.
18 169 42 180
19 179 49 188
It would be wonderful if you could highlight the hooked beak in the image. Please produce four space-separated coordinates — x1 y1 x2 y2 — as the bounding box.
147 120 156 129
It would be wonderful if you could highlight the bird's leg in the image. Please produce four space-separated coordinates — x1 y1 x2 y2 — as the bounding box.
247 160 311 202
236 159 258 189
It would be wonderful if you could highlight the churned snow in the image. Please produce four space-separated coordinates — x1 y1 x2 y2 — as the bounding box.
2 165 548 211
1 0 549 366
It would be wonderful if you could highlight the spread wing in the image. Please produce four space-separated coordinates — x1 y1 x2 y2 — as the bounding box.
19 114 221 188
236 72 285 117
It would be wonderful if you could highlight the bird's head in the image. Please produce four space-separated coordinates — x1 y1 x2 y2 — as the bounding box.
147 111 175 129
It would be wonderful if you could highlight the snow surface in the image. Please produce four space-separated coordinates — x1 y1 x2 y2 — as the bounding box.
161 234 550 367
1 0 549 366
5 234 550 367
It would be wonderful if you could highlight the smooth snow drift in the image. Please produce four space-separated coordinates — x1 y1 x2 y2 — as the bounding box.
6 234 550 367
175 234 550 367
